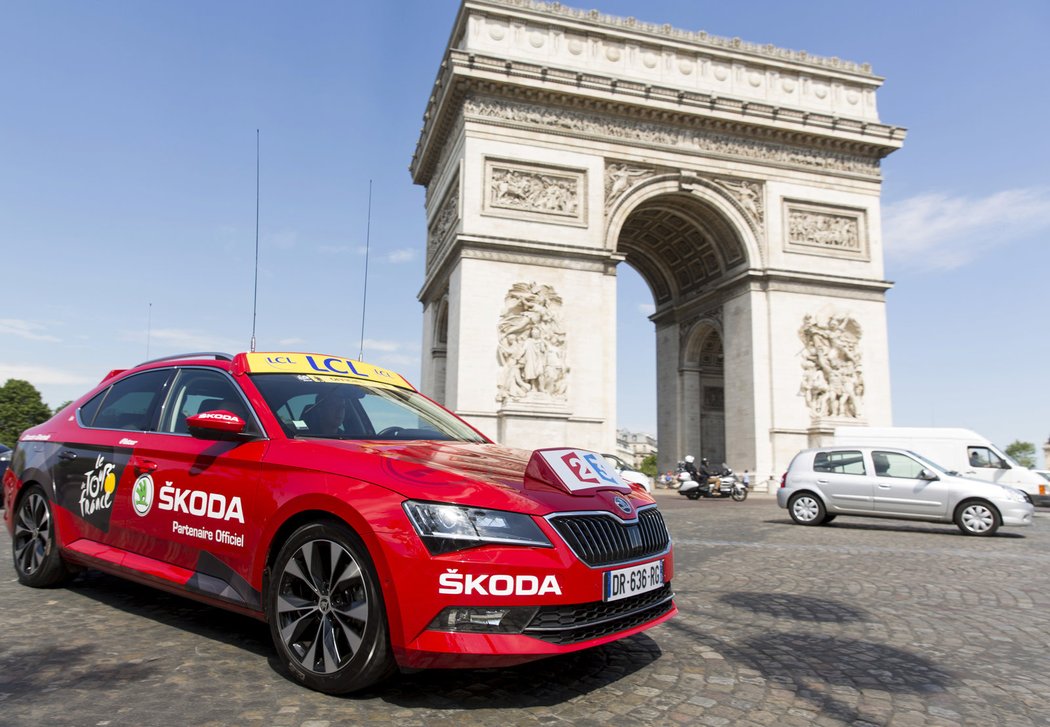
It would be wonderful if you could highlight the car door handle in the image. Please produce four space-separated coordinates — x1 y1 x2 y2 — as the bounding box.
58 450 78 461
816 479 828 484
877 484 892 489
130 457 158 473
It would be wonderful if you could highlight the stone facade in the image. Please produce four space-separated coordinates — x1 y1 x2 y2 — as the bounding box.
413 0 904 476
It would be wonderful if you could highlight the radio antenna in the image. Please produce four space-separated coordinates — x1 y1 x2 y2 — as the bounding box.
358 179 372 361
250 129 260 353
146 302 152 359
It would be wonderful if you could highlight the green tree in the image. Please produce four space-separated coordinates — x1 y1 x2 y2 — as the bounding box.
0 379 54 447
1005 440 1036 469
54 400 73 415
639 453 658 478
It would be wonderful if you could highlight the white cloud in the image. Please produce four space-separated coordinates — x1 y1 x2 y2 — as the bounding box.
0 362 95 386
0 319 61 342
277 337 306 346
637 302 656 316
883 187 1050 270
385 248 417 264
363 340 407 352
317 244 352 255
265 230 299 250
121 328 244 352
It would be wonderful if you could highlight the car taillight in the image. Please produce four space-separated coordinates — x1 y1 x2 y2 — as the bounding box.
780 472 787 488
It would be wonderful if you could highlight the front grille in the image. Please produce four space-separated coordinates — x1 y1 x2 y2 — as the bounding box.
547 507 670 566
523 584 675 645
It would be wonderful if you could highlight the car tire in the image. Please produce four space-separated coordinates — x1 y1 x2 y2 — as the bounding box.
821 514 837 524
267 521 395 694
12 485 72 588
954 500 1000 537
787 493 826 526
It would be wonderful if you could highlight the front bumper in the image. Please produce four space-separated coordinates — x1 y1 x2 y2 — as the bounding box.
1000 502 1035 527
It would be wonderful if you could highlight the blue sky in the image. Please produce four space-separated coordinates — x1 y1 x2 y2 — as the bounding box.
2 1 1048 463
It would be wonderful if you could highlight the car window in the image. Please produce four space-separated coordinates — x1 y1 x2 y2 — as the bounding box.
871 451 926 479
250 374 486 442
813 450 866 475
84 369 172 431
967 446 1006 469
159 368 258 435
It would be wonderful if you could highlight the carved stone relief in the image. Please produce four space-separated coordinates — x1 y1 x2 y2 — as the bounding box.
427 175 459 266
798 312 864 419
714 178 764 228
485 159 585 224
604 162 657 213
496 282 569 404
465 97 881 177
785 203 866 258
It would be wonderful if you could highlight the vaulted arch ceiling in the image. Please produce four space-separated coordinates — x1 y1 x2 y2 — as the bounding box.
616 193 748 307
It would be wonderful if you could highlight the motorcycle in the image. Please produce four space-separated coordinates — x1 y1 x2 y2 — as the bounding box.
676 462 748 501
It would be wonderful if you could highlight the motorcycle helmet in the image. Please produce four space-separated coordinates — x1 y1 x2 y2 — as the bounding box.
684 455 694 463
701 457 709 464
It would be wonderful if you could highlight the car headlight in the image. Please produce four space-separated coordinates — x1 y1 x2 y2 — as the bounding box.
403 501 552 555
1001 488 1029 503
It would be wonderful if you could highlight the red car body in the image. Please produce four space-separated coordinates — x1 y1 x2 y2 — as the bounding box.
5 352 675 692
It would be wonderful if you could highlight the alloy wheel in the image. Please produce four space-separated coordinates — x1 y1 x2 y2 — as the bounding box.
13 492 51 576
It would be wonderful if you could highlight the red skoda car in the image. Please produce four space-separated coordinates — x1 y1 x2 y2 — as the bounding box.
4 352 675 693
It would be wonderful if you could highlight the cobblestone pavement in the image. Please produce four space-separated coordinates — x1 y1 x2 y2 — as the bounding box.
3 493 1050 726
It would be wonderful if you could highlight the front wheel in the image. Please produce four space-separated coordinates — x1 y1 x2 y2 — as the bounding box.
731 487 748 502
12 485 71 587
787 492 826 526
955 500 1000 537
267 521 395 694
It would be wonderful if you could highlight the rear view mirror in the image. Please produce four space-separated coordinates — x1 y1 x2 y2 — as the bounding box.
187 410 249 441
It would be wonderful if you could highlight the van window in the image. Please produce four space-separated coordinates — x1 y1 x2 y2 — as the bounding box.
872 451 926 479
967 446 1007 469
814 450 866 475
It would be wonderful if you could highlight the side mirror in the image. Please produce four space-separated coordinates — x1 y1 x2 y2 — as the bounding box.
919 468 939 481
186 410 250 441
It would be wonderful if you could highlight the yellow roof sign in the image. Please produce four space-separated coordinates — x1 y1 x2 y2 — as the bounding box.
241 353 413 390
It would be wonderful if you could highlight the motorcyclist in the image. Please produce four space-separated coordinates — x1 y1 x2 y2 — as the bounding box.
699 457 719 492
681 455 699 483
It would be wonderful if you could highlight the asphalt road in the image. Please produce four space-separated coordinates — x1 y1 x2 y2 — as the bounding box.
2 492 1049 726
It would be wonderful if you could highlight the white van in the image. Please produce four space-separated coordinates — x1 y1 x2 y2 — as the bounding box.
833 427 1049 506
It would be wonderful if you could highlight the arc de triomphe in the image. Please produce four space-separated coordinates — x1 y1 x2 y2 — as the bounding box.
411 0 905 478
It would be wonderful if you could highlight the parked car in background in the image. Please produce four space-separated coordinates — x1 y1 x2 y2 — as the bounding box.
778 445 1033 537
602 453 652 493
4 351 676 694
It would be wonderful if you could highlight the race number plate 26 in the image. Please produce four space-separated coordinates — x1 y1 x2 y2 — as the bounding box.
604 560 664 602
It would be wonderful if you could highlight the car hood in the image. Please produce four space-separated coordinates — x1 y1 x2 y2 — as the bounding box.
274 439 655 515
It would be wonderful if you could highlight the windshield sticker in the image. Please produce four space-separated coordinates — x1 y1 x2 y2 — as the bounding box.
243 353 412 389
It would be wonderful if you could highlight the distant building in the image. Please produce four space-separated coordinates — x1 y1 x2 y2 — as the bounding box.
616 429 657 469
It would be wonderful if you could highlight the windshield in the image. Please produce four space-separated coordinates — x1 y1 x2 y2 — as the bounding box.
250 374 486 443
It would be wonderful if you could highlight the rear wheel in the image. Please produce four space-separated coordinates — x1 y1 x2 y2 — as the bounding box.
267 521 395 694
686 489 701 500
12 486 71 587
787 493 826 526
954 500 1000 537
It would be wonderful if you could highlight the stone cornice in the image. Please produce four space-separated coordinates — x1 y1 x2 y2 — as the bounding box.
466 0 880 79
418 233 622 303
411 49 905 185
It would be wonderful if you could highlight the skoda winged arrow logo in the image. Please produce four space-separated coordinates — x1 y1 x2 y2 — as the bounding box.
613 495 632 515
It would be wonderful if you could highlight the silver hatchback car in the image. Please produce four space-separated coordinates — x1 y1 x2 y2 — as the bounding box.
778 446 1034 536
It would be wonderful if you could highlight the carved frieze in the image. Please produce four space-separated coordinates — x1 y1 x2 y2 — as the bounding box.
714 178 764 228
427 174 459 267
484 158 586 225
604 162 657 213
496 282 569 404
784 202 867 259
464 97 881 178
798 312 864 419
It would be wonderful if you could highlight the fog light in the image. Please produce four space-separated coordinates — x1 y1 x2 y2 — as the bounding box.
429 606 537 633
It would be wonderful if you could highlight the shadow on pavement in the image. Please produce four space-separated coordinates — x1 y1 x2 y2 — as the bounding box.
668 607 954 725
0 642 159 701
720 592 869 623
67 570 272 657
376 633 662 709
765 518 1025 538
